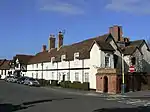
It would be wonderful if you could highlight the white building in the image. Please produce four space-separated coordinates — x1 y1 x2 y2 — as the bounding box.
25 25 150 90
9 54 34 77
0 59 11 79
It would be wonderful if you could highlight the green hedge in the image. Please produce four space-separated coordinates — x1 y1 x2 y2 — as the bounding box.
59 81 90 90
37 79 50 86
50 80 58 86
69 81 82 89
82 82 90 90
59 81 71 88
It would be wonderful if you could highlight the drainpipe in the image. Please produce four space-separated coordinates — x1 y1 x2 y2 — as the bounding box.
121 53 126 94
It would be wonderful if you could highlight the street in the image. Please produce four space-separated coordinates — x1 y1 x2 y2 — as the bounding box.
0 80 150 112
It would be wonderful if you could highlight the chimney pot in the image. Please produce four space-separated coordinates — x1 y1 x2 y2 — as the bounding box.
58 31 64 50
48 34 56 51
42 45 47 52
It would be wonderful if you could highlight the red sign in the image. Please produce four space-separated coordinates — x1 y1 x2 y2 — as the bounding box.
129 65 135 73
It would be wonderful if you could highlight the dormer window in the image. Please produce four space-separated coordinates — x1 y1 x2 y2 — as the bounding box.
61 55 66 61
74 52 79 60
51 57 55 63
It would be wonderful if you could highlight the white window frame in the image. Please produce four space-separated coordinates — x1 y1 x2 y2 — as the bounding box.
105 54 110 68
51 62 54 66
36 72 38 79
84 72 89 82
57 73 61 80
32 73 34 78
52 72 54 80
61 54 66 61
51 57 55 63
32 64 34 69
75 72 79 81
58 73 61 80
74 52 79 60
67 72 70 81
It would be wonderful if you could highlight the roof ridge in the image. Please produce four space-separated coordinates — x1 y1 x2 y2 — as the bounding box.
70 33 109 46
130 39 144 42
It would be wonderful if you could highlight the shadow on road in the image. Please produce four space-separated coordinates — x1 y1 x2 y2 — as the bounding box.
93 106 150 112
0 97 74 112
22 97 73 105
0 104 34 112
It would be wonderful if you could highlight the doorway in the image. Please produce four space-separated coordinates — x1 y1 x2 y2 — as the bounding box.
103 76 108 93
62 75 65 81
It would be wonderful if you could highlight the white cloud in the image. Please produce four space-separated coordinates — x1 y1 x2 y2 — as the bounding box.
38 0 85 15
105 0 150 15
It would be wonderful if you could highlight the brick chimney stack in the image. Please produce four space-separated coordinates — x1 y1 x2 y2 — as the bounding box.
48 34 56 51
42 45 47 52
109 25 123 42
57 31 63 50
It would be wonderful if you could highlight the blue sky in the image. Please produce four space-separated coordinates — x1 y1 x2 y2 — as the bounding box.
1 0 150 59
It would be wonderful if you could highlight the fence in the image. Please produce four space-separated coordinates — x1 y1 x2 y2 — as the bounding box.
118 72 149 92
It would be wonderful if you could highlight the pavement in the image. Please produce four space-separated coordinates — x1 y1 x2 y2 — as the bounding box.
0 80 150 112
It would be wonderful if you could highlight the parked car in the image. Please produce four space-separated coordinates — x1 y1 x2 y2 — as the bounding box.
5 76 14 82
10 76 18 83
24 78 40 87
17 76 29 84
4 76 10 81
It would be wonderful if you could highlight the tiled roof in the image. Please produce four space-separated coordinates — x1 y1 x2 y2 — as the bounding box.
0 60 11 70
128 40 144 48
122 46 137 55
28 51 50 64
0 59 5 66
14 54 34 64
122 39 149 55
96 41 115 51
28 34 114 64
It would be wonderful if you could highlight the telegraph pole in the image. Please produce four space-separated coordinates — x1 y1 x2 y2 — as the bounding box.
121 53 125 94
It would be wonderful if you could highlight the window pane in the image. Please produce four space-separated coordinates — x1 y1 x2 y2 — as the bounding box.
52 72 54 79
75 72 79 81
85 73 89 82
105 56 110 67
67 72 70 81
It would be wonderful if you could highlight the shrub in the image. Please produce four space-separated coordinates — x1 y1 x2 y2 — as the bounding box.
59 81 65 87
69 81 82 89
60 81 71 88
68 81 90 90
82 82 90 90
50 80 58 86
37 79 50 86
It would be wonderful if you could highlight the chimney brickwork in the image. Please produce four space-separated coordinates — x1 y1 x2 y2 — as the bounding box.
48 34 56 51
109 25 123 42
58 31 63 49
42 45 47 52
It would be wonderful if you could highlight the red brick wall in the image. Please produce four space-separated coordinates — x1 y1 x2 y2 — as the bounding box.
96 75 103 92
96 74 119 94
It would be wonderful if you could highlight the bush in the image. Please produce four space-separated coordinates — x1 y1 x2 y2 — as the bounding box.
37 79 50 86
68 81 90 90
60 81 71 88
50 80 58 86
82 82 90 90
69 81 82 89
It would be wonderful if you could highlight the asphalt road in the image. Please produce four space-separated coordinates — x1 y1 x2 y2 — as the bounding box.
0 80 150 112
